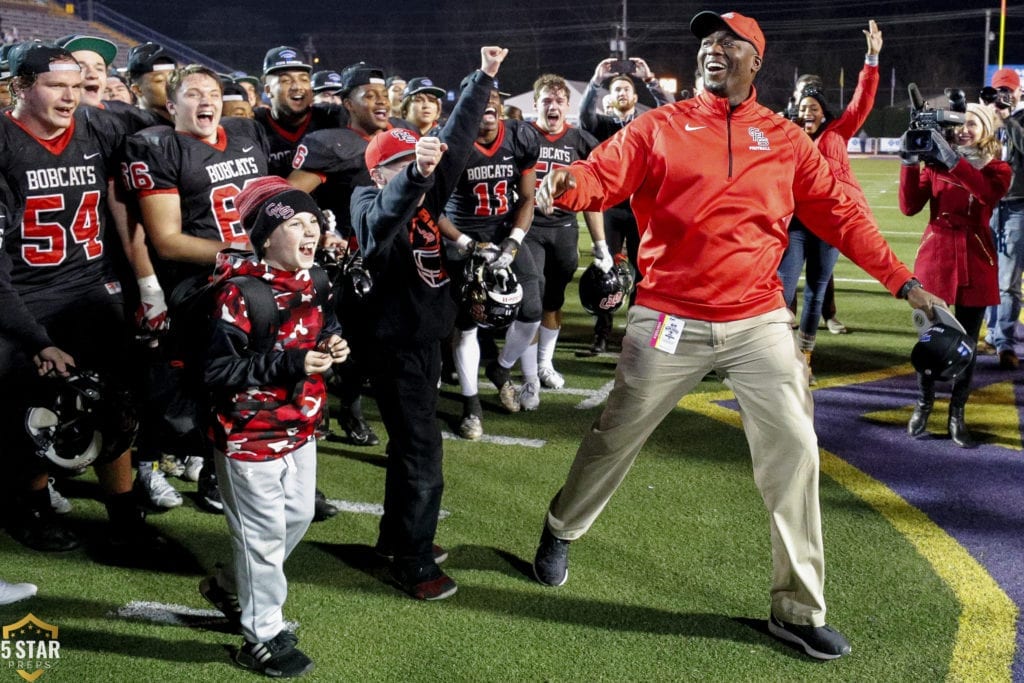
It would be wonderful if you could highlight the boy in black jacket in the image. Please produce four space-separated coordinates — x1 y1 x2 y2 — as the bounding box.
349 45 507 600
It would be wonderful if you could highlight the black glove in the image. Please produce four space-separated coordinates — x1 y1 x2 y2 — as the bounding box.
919 129 959 170
489 237 519 271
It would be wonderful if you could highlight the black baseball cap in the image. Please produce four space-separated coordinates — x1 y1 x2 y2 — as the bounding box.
8 41 79 79
460 74 510 98
127 42 175 80
221 81 248 102
403 76 445 99
312 70 343 93
55 34 117 66
262 46 311 77
339 62 385 96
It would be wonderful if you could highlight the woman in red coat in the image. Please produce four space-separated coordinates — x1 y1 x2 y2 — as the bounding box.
899 102 1011 446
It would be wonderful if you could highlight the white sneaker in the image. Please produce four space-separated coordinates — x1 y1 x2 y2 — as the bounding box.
159 454 185 477
459 414 483 440
0 580 37 606
826 317 848 334
182 456 204 482
135 467 183 509
47 478 72 515
518 380 541 411
538 366 565 390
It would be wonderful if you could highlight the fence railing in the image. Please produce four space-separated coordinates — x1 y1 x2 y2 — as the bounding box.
88 2 233 73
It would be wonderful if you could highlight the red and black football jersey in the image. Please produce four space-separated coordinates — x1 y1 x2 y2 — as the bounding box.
254 103 344 178
445 118 540 234
122 117 270 287
291 126 371 232
0 107 125 296
530 123 599 230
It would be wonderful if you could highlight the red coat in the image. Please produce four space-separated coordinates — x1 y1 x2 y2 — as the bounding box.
815 64 878 217
900 157 1011 306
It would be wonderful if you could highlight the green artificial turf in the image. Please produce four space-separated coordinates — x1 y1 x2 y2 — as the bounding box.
0 158 972 682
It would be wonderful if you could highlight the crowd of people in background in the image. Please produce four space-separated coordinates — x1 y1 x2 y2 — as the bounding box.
0 8 1020 676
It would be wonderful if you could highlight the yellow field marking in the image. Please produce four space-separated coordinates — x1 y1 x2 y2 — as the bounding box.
678 366 1018 681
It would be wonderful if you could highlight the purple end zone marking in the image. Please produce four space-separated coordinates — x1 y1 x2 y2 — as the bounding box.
716 356 1024 678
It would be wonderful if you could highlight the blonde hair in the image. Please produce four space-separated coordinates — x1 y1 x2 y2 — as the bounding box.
965 102 1002 161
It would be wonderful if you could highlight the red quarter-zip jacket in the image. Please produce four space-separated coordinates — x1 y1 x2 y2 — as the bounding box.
556 87 913 322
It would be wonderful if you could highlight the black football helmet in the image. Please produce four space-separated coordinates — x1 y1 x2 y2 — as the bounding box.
25 370 138 471
460 253 523 329
579 261 632 315
911 323 975 381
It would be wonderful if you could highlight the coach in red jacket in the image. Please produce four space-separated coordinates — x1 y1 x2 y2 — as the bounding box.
530 10 945 661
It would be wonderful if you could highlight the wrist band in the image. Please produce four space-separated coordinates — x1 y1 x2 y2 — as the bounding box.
509 227 526 244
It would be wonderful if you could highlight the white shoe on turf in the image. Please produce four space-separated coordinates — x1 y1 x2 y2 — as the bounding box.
0 580 37 606
48 478 72 515
538 366 565 390
518 380 540 411
135 467 183 509
182 456 204 482
459 414 483 440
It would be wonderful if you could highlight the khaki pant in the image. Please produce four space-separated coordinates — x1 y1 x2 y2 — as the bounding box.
547 305 827 626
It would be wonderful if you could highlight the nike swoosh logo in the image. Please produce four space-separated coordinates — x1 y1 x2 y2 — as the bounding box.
242 146 254 153
84 152 101 160
684 124 706 132
502 155 514 161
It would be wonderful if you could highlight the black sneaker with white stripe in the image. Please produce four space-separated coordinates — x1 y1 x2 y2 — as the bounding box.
768 614 851 660
236 630 313 678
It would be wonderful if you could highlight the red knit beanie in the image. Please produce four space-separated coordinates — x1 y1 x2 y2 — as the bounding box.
235 177 323 257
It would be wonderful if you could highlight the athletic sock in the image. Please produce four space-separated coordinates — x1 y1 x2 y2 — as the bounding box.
454 327 481 397
537 325 559 369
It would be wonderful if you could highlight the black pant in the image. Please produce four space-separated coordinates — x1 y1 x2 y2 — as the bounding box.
371 340 444 571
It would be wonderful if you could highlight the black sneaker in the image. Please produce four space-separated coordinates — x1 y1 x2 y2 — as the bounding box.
197 463 224 514
533 526 569 587
374 543 449 565
236 630 314 678
199 575 242 632
9 508 80 552
768 614 851 660
590 334 608 354
390 563 458 601
341 415 380 446
313 489 338 522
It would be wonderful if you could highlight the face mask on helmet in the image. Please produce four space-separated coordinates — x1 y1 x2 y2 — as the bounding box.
25 369 138 471
461 252 523 329
579 262 632 315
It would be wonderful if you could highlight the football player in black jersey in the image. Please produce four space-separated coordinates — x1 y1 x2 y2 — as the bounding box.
288 64 402 447
123 64 271 510
0 42 160 553
127 42 176 128
444 79 540 439
254 46 343 178
520 74 609 400
55 34 116 109
401 77 445 136
385 75 406 119
579 57 674 354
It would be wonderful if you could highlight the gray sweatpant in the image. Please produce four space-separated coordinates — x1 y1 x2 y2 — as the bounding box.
216 441 316 643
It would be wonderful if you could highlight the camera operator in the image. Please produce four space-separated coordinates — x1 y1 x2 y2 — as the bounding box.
899 103 1011 446
980 68 1024 369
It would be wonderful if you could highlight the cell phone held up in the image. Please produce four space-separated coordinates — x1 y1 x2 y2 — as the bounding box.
609 59 636 76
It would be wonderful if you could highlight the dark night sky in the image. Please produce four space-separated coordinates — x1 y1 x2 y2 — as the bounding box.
95 1 1022 113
